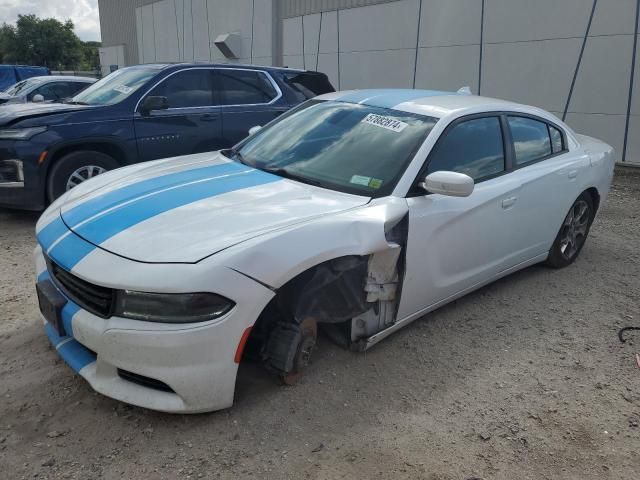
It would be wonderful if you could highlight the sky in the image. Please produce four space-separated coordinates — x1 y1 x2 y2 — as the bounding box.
0 0 101 42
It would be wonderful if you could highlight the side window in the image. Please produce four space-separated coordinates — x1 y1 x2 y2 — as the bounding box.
148 69 214 108
49 83 77 99
508 116 552 166
549 125 564 153
216 70 278 105
427 117 505 181
69 82 89 96
31 83 60 100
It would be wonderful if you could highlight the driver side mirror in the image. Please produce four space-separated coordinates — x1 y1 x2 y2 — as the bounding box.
32 94 45 103
248 125 262 136
420 171 474 197
140 96 169 115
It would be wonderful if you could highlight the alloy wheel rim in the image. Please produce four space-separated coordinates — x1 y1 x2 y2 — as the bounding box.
559 199 590 260
65 165 107 191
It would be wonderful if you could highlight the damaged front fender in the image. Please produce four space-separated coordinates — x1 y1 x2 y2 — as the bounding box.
218 196 409 290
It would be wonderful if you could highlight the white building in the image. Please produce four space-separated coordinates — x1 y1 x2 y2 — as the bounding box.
98 0 640 165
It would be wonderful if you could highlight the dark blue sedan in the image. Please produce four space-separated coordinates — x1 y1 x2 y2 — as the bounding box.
0 63 334 210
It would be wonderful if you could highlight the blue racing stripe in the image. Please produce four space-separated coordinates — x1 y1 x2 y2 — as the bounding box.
47 230 98 272
46 323 96 373
57 339 96 373
45 169 280 270
61 301 81 337
63 161 248 228
41 271 95 373
37 216 69 252
45 322 65 347
336 89 452 109
74 169 281 248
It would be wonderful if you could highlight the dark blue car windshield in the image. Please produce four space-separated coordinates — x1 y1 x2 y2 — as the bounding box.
72 67 160 106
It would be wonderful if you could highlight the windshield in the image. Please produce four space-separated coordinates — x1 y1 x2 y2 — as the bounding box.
70 67 160 106
234 100 437 197
4 78 42 96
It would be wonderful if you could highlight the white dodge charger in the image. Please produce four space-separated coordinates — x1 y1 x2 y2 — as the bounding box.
34 89 615 413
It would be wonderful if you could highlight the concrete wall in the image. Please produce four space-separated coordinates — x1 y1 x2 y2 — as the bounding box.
98 45 126 76
98 0 640 164
133 0 274 65
282 0 640 165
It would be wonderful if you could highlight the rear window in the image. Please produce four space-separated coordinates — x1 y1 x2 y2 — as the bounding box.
282 72 335 102
550 125 564 153
508 116 553 166
216 69 278 105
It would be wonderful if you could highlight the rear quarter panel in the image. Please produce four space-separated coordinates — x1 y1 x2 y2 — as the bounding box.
574 134 616 211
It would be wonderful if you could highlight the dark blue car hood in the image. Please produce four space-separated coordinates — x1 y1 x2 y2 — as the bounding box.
0 102 91 127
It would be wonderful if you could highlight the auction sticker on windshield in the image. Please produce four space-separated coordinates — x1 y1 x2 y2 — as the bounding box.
350 175 383 189
361 113 408 133
113 85 133 94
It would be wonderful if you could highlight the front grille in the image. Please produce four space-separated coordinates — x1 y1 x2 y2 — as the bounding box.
49 260 114 318
117 369 175 393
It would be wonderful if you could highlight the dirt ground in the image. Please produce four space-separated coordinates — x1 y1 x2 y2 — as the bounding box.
1 170 639 480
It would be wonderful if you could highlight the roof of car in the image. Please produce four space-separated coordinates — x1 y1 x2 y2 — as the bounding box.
318 89 522 118
138 62 308 73
25 75 96 83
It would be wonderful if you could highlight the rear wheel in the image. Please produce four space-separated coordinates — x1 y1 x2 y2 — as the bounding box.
47 150 118 202
546 192 594 268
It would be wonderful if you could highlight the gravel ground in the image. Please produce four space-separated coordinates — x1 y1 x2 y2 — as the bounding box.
1 170 639 480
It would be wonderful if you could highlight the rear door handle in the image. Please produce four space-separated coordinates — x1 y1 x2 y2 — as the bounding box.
502 196 517 209
568 170 578 179
201 114 218 122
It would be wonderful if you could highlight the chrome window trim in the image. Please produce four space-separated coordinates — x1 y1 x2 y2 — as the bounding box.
134 66 283 113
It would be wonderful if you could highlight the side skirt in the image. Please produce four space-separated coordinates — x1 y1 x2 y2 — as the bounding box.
362 252 549 350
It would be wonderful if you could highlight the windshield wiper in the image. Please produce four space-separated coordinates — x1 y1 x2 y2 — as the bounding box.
221 148 253 167
64 100 90 105
262 166 324 188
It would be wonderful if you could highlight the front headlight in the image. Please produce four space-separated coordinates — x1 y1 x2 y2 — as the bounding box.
114 290 235 323
0 126 47 140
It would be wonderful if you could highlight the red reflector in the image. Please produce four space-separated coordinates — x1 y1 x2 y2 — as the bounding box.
234 327 252 364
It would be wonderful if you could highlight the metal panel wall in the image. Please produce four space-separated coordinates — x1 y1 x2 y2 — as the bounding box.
281 0 640 164
280 0 397 18
98 0 157 65
100 0 640 163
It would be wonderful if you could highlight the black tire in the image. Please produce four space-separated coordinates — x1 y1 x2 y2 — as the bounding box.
47 150 119 203
545 192 595 268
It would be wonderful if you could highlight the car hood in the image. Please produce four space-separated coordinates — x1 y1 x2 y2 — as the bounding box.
0 92 14 104
0 102 89 125
56 152 370 263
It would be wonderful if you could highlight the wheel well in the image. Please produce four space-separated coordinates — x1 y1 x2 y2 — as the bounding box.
584 187 600 214
48 142 126 174
239 255 372 366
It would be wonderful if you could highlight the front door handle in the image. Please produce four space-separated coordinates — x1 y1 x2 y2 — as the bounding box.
568 170 578 179
201 114 218 122
502 196 517 209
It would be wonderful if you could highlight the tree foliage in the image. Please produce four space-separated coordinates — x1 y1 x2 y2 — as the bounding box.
0 15 100 70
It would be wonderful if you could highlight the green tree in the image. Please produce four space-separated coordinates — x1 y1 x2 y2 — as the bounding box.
81 41 101 70
0 14 84 69
0 23 17 63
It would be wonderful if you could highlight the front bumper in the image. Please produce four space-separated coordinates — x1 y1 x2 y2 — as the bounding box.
34 244 274 413
0 145 47 210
